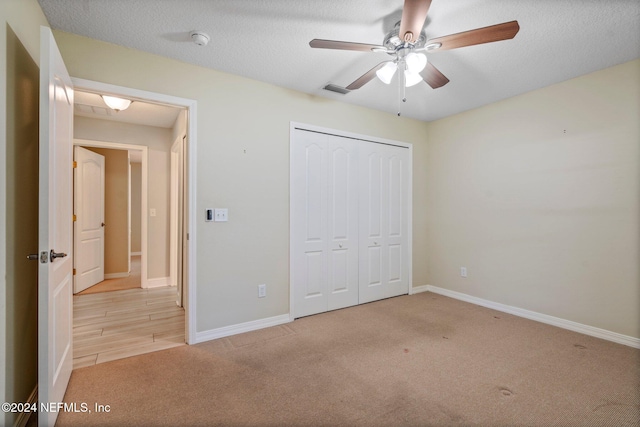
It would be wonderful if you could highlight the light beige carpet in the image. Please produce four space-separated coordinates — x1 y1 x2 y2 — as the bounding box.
57 292 640 426
77 256 141 295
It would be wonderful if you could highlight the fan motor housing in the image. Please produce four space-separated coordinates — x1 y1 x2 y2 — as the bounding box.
383 21 426 52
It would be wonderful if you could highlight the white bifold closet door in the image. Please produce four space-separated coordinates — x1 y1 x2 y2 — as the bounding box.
358 142 410 304
292 130 359 318
292 127 410 318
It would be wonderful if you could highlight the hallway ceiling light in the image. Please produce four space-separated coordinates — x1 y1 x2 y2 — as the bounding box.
101 95 132 112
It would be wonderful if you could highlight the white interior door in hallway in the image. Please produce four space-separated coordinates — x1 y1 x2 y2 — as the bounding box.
291 125 411 319
73 146 105 293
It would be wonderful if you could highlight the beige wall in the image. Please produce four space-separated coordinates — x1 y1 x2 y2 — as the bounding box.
424 59 640 338
85 147 130 275
54 30 431 332
75 116 173 279
0 0 50 424
131 162 142 254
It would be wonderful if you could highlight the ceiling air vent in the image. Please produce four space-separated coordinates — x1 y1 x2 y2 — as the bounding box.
323 84 350 95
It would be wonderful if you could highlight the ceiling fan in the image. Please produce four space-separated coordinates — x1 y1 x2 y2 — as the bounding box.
310 0 519 96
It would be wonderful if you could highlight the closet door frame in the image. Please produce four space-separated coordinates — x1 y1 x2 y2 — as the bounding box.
289 122 413 321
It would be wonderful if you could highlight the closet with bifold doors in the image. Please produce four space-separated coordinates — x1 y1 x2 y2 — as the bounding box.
291 125 412 319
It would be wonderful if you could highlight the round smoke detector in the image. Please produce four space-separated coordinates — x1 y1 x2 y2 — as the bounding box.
190 31 210 46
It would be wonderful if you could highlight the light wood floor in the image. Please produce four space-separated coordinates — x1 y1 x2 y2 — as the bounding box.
78 256 142 295
73 286 185 369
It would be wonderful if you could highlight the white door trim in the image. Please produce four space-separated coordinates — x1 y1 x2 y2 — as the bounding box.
170 134 184 307
71 77 198 345
74 139 149 290
289 122 413 321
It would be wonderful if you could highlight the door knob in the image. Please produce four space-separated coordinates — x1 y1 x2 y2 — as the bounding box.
27 252 49 263
339 244 343 248
50 250 67 262
101 222 106 227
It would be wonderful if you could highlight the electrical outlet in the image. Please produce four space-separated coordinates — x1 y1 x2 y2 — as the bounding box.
460 267 467 278
258 284 266 298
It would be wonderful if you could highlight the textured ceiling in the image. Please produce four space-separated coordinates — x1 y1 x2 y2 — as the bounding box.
39 0 640 122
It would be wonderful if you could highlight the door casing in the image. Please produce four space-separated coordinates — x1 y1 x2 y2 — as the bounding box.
70 78 198 344
74 140 148 290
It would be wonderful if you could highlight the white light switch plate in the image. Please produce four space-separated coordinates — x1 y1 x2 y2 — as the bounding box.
214 208 228 222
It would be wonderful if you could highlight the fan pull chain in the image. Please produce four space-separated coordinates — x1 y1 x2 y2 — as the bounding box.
397 61 407 117
397 67 401 116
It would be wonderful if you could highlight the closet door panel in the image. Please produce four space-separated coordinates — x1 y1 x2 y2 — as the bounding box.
386 152 409 297
388 155 403 238
327 137 359 310
359 146 389 303
293 130 359 317
388 244 402 283
304 251 324 296
292 132 328 317
360 144 410 303
367 245 383 287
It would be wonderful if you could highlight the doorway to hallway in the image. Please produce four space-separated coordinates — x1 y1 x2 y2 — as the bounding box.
69 83 193 364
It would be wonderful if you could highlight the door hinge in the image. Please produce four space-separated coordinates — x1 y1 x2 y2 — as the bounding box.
73 268 76 276
73 161 77 168
73 214 77 222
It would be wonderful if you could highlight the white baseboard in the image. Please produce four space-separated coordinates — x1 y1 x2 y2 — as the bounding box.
146 277 170 288
410 285 430 295
104 272 129 280
195 314 291 344
424 285 640 349
14 385 37 427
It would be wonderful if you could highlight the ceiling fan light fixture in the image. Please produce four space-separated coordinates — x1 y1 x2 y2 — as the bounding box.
376 62 397 85
404 70 423 87
101 95 132 112
405 52 427 73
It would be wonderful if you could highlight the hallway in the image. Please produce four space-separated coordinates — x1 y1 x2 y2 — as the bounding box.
73 286 185 369
78 255 142 295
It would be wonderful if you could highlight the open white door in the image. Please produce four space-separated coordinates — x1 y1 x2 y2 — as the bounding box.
74 146 105 293
38 26 74 427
